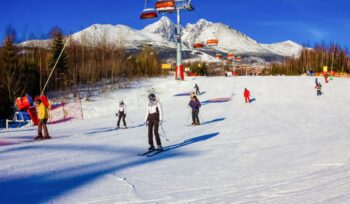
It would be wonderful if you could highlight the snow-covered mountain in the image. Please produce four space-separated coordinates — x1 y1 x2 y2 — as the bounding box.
142 16 177 42
261 40 304 58
20 16 304 59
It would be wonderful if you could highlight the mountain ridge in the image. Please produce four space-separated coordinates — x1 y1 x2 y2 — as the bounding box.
20 16 304 61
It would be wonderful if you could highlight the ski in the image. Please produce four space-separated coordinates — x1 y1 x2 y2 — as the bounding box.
146 148 167 157
137 149 155 156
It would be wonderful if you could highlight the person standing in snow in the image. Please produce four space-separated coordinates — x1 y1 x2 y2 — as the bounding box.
35 97 50 140
116 100 127 129
324 72 329 83
194 84 201 95
189 95 201 125
144 94 163 151
316 82 322 96
244 88 251 103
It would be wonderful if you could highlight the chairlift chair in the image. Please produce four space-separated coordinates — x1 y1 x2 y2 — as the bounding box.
140 8 158 19
227 53 235 60
155 0 176 13
207 39 219 46
215 54 223 60
193 43 204 49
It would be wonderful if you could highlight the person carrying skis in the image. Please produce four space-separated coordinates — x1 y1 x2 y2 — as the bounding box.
116 100 127 129
244 88 251 103
194 83 201 95
34 97 50 140
144 93 163 151
189 95 201 125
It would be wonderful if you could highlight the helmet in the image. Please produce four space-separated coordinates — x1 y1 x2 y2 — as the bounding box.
148 93 156 101
119 100 124 105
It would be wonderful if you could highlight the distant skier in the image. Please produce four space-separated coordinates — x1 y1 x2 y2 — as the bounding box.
144 93 163 151
116 100 127 129
324 72 329 83
316 82 322 96
244 88 251 103
189 95 201 125
34 97 50 140
194 84 200 95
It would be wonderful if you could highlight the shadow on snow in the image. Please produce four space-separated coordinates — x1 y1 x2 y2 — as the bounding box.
201 117 225 125
0 132 219 203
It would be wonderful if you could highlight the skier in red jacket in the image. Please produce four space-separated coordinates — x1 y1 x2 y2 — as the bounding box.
244 88 251 103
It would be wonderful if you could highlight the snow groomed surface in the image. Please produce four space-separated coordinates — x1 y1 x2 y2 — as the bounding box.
1 76 350 204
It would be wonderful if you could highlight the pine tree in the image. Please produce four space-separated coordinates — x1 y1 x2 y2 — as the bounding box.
50 27 68 73
49 27 69 90
0 33 23 102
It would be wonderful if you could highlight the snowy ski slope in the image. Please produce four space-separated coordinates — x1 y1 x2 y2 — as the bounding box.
0 76 350 204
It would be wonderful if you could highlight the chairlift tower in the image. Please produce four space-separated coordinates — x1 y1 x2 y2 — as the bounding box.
140 0 194 80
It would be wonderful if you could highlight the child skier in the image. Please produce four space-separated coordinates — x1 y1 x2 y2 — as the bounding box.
34 97 50 140
116 100 127 129
189 95 201 125
194 84 201 95
244 88 251 103
144 93 163 151
316 82 322 96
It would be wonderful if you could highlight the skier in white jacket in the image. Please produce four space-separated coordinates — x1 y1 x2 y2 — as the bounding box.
144 93 163 151
116 100 127 128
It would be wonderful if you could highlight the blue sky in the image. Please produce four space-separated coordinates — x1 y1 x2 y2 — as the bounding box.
1 0 349 47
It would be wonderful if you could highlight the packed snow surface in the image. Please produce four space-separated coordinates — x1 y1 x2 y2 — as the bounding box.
1 76 350 204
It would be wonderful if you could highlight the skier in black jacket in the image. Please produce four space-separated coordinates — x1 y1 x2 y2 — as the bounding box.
194 84 201 95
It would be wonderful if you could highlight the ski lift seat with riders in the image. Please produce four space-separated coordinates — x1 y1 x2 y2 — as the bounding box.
155 0 176 13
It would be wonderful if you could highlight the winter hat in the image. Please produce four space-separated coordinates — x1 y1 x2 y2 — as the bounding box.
34 96 42 102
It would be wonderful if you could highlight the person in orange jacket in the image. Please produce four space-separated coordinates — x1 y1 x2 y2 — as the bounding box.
244 88 251 103
35 97 50 140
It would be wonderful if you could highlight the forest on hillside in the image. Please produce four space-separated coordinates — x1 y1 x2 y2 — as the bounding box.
271 43 350 75
0 28 162 119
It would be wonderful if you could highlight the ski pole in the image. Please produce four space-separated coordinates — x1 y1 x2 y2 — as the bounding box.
126 117 135 124
199 112 204 123
160 124 170 142
185 109 191 126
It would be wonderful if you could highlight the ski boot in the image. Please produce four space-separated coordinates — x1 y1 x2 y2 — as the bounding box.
156 145 163 151
34 135 43 140
148 145 155 151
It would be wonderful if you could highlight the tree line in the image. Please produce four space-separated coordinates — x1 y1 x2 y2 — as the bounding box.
0 27 162 119
271 43 350 75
